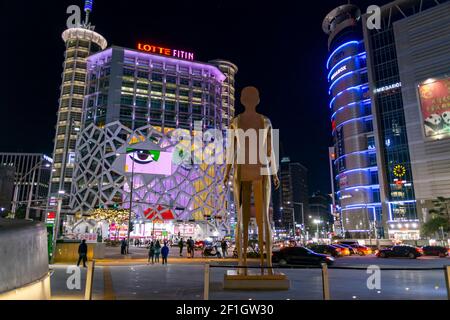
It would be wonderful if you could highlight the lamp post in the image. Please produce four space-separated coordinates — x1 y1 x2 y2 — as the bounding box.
126 152 135 254
50 190 67 264
313 219 322 240
294 202 304 238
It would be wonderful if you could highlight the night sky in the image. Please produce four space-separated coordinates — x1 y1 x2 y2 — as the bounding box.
2 0 391 193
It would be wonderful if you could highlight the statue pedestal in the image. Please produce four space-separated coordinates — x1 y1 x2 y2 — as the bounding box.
224 269 290 290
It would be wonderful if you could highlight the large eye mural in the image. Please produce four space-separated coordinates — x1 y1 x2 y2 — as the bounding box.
125 148 173 176
127 148 160 165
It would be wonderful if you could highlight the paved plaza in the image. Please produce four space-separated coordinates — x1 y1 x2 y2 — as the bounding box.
50 253 450 300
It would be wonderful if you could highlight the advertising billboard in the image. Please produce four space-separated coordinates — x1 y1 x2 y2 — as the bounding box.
418 77 450 139
125 149 173 175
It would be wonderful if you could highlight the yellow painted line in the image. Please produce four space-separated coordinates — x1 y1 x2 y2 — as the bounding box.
103 266 116 300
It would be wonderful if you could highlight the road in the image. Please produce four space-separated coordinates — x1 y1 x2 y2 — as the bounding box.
50 254 450 300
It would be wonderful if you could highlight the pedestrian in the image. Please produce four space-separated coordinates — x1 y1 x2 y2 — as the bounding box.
188 237 195 258
148 241 155 264
221 239 228 258
154 240 161 263
178 238 184 257
161 242 169 265
187 240 191 257
120 238 127 255
77 239 88 267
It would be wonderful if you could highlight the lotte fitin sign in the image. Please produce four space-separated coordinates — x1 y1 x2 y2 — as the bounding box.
137 42 194 61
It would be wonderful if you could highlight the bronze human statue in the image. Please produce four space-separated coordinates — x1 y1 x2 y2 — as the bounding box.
224 86 279 275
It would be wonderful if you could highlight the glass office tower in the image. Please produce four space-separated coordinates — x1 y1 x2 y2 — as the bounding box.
362 0 449 239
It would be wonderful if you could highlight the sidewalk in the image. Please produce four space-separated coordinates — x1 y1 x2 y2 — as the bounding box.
56 245 240 266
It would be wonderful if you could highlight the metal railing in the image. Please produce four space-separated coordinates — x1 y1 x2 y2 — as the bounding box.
203 263 450 300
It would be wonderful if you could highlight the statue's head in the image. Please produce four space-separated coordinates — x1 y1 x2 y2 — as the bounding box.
241 86 260 110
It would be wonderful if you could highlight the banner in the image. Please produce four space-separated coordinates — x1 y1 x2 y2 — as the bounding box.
418 77 450 138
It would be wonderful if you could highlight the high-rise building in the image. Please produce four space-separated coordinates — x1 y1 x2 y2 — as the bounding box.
362 0 450 240
323 0 450 240
0 153 53 219
275 157 309 235
309 191 333 231
70 44 235 239
209 60 238 128
323 4 381 239
49 1 107 199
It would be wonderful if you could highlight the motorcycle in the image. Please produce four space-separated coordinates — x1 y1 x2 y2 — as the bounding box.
203 245 222 258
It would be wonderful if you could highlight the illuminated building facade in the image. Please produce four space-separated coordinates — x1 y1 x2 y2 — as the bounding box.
209 60 238 128
49 1 107 200
324 0 449 240
362 0 450 240
71 46 234 238
274 158 310 235
323 5 382 238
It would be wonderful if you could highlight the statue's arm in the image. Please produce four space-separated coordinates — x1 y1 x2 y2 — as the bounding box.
267 120 280 189
224 120 237 184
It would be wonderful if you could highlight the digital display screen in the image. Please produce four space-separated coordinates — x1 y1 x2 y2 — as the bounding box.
125 149 173 175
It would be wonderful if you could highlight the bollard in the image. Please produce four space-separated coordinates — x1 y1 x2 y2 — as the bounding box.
203 263 210 300
84 260 96 300
321 263 330 300
445 265 450 300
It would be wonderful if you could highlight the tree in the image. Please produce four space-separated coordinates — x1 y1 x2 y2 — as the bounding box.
88 208 134 225
422 197 450 237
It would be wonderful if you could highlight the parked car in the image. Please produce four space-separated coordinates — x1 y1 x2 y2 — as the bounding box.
272 247 334 266
422 245 449 257
307 244 345 257
376 245 422 259
335 244 357 255
337 242 373 256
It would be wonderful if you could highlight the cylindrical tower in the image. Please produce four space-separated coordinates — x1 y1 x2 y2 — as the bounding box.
209 59 238 128
323 5 381 238
49 2 107 203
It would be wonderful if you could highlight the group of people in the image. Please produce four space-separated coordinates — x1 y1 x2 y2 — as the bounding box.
178 237 196 258
176 237 229 258
76 237 231 268
147 240 170 265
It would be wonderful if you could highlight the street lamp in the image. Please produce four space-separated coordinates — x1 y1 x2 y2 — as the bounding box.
50 190 68 264
116 150 136 254
313 219 322 240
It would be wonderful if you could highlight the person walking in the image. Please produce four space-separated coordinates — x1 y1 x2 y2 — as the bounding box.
148 241 155 264
77 239 88 267
178 238 184 257
221 239 228 258
120 238 127 255
161 242 169 265
154 240 161 263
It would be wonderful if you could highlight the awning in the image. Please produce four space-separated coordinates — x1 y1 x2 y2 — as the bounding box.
143 205 175 221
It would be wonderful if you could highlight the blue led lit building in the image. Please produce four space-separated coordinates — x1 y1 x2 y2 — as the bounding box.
323 4 382 239
324 0 450 240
